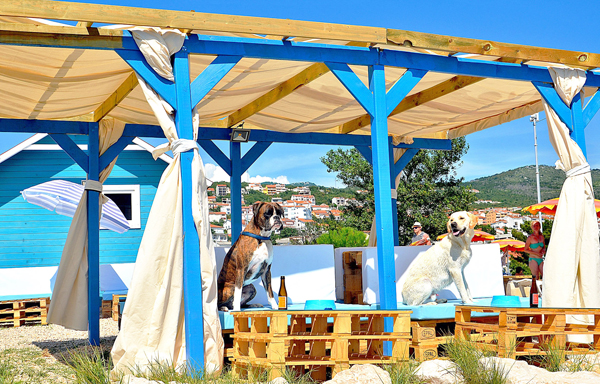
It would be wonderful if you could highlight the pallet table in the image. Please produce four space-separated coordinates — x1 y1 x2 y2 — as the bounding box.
231 310 411 382
0 297 49 327
455 305 600 359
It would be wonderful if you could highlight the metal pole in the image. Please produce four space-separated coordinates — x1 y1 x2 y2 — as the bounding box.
530 113 543 230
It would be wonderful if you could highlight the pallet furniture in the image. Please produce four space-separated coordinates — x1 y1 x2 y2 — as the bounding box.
455 305 600 358
342 251 363 304
231 310 411 382
0 297 49 327
112 294 127 321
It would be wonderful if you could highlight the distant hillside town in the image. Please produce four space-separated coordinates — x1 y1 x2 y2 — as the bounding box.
207 182 360 244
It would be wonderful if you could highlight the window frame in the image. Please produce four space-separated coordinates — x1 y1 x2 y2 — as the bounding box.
102 184 141 230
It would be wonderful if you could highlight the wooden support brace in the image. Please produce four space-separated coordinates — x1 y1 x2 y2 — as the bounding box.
325 62 374 115
532 81 573 132
48 133 89 173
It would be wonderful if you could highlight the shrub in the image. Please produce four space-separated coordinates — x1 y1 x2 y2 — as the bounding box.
316 227 368 248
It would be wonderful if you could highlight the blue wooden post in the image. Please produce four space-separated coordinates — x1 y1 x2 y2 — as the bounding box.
570 92 586 157
369 65 397 355
230 141 242 243
87 122 100 346
389 143 399 246
173 49 205 371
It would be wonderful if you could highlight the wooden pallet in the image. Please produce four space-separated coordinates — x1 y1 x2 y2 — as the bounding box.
455 306 600 359
231 310 411 382
0 297 49 327
410 315 499 361
112 294 127 321
342 251 363 304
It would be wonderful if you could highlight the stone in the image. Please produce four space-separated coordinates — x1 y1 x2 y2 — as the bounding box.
323 364 391 384
479 356 600 384
269 377 289 384
414 359 462 384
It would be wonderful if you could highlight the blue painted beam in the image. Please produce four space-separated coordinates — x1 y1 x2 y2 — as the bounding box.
394 148 419 178
191 55 242 107
386 69 427 116
230 141 242 243
389 144 399 247
87 122 100 346
396 138 452 151
0 119 89 134
241 141 271 174
116 49 177 107
197 140 232 175
182 35 600 87
583 91 600 127
48 134 89 173
174 50 205 371
325 62 374 115
98 136 134 171
570 92 586 158
532 82 574 132
354 145 372 165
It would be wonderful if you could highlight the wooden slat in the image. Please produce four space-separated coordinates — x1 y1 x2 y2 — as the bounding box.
0 0 386 44
92 72 138 121
387 29 600 68
0 22 122 36
338 75 484 134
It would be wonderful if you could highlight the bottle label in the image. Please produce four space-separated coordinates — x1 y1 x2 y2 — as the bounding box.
532 293 539 305
278 296 287 309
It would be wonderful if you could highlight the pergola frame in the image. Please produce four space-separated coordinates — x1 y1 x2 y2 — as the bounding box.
2 0 600 371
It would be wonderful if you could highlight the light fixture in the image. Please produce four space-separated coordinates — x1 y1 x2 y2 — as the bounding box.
230 125 250 142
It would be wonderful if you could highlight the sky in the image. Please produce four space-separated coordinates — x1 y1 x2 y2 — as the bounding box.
4 0 600 186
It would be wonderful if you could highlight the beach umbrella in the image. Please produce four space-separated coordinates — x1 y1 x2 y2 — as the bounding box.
21 180 129 233
491 239 525 253
523 197 600 218
436 229 494 242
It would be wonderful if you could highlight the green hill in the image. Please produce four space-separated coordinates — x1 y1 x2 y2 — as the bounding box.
463 165 600 207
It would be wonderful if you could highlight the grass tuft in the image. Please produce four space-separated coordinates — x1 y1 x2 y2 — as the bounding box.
384 360 427 384
62 346 113 384
443 337 510 384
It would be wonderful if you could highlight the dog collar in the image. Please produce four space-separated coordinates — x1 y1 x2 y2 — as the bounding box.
241 231 271 241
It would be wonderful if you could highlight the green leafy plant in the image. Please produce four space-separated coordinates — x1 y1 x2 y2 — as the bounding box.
443 337 510 384
316 227 368 248
384 360 427 384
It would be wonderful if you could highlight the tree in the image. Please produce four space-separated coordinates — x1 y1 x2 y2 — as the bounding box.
321 137 476 245
316 227 368 248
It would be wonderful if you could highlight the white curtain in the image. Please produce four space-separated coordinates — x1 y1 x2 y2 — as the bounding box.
110 28 223 378
47 118 125 330
542 67 600 341
368 137 411 247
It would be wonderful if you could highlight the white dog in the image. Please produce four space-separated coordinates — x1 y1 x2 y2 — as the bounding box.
402 211 479 306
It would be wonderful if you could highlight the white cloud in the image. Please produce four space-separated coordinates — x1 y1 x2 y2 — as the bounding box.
204 163 289 185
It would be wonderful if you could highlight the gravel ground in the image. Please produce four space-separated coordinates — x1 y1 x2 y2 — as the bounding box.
0 318 119 383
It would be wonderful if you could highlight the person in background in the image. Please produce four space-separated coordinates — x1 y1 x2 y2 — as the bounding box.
410 222 431 246
515 266 524 276
524 221 545 279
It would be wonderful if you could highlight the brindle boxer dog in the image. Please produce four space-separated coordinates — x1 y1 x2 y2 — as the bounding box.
217 201 284 311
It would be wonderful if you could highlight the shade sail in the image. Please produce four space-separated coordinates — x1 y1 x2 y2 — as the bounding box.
21 180 130 233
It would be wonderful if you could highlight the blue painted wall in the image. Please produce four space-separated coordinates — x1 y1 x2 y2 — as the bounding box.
0 135 168 268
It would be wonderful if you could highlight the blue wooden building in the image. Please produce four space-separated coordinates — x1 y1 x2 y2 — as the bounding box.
0 134 171 268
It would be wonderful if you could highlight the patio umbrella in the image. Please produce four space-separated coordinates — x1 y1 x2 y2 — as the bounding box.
491 239 525 253
436 229 494 242
523 197 600 218
21 180 130 233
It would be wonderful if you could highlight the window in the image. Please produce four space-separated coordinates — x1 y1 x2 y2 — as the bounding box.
103 184 141 230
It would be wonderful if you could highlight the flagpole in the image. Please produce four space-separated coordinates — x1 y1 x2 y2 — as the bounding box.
530 113 543 230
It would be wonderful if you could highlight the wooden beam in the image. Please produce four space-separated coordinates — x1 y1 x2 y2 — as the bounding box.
0 0 386 44
76 21 93 28
226 62 330 127
225 42 368 127
0 24 125 49
338 75 484 134
387 29 600 69
92 72 138 121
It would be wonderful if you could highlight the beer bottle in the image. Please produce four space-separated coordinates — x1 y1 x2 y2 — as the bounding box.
278 276 288 310
530 275 539 308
